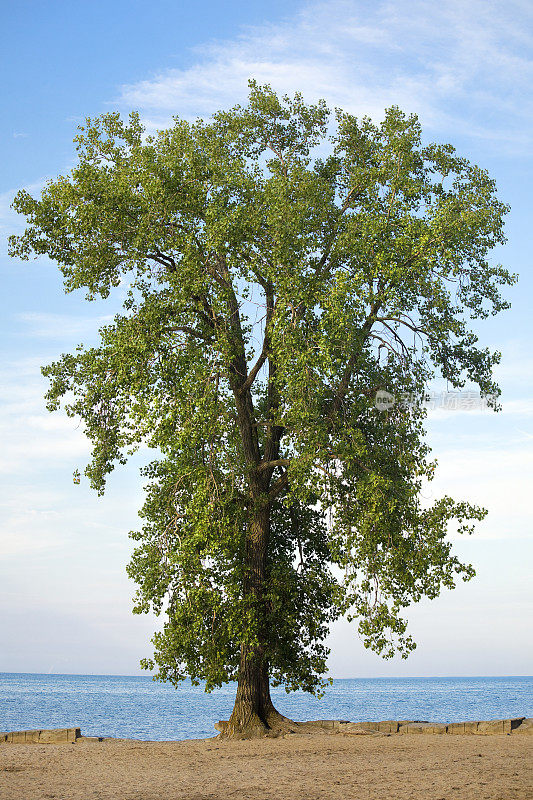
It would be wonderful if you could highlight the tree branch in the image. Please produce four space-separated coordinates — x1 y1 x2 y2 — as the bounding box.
313 184 363 277
268 469 289 500
263 281 285 463
170 325 213 342
369 332 409 364
375 315 429 336
148 248 177 271
239 342 268 395
257 458 291 473
328 297 383 420
212 254 261 466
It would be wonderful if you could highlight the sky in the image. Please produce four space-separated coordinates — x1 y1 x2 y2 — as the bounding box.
1 0 532 679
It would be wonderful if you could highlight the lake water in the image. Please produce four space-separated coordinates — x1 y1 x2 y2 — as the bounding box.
0 673 531 741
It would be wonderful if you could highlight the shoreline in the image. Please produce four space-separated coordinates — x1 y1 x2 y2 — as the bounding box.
2 716 532 744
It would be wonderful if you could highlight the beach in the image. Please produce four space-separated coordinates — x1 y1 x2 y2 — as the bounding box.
1 732 531 800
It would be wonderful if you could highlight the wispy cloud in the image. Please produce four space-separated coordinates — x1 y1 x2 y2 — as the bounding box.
419 437 533 541
424 397 533 421
0 402 90 475
0 357 88 476
116 0 533 153
16 311 114 340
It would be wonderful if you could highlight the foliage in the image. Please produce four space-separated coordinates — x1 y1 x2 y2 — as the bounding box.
9 83 515 695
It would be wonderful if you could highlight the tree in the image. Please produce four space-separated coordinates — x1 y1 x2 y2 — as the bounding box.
9 83 515 738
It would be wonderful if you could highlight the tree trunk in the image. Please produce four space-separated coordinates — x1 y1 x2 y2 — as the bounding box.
222 501 294 738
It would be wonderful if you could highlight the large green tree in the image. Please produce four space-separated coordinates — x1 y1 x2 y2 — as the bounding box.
10 84 514 737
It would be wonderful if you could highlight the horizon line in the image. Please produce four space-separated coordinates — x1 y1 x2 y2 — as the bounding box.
1 672 531 680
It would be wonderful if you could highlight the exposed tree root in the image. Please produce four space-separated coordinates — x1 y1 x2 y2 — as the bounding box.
215 707 300 739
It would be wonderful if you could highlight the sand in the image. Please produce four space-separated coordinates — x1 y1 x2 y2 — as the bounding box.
0 732 531 800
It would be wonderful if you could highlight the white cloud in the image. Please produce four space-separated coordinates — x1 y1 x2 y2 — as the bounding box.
493 340 533 386
16 311 114 340
115 0 532 152
424 397 533 421
422 444 533 541
0 358 90 475
0 409 90 474
0 483 137 559
501 399 533 416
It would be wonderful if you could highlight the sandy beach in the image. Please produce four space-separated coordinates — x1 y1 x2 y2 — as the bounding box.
1 732 531 800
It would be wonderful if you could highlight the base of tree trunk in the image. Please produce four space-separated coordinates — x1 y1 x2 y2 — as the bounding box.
216 705 299 739
221 646 298 738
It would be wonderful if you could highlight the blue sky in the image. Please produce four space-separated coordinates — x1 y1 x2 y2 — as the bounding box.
1 0 531 678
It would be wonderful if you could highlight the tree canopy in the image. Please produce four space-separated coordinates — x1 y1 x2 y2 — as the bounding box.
9 83 515 736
